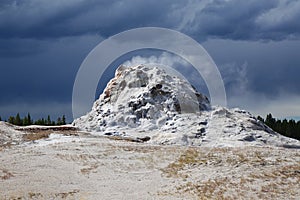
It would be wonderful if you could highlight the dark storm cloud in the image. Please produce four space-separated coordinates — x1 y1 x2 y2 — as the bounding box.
0 34 101 101
0 34 101 119
172 0 300 41
203 39 300 95
0 38 47 57
203 38 300 118
0 0 300 120
0 0 300 41
0 0 174 39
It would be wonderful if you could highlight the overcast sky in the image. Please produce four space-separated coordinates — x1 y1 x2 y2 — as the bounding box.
0 0 300 121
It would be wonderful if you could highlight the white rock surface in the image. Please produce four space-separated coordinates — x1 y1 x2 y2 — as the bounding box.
0 121 25 146
73 64 210 131
73 64 300 148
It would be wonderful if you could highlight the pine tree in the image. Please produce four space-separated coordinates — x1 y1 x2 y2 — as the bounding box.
262 114 300 140
27 113 32 125
8 116 15 124
34 117 46 125
282 119 288 134
15 113 22 126
287 119 296 137
265 113 275 128
257 116 264 122
275 119 282 133
62 115 66 125
57 117 62 125
296 121 300 140
35 119 41 125
0 116 2 121
47 115 51 126
23 116 29 126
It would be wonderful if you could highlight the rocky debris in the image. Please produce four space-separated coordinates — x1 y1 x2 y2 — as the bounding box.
16 125 78 132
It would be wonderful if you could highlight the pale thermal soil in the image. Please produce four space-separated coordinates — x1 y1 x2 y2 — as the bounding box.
0 130 299 200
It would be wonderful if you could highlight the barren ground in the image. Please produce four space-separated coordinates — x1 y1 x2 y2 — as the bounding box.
0 130 299 200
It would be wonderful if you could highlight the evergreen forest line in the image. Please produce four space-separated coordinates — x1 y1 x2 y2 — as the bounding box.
0 113 67 126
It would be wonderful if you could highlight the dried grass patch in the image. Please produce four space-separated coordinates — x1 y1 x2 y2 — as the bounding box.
8 190 80 200
0 168 14 180
23 131 51 141
80 164 98 175
161 148 205 178
160 147 300 199
56 153 96 162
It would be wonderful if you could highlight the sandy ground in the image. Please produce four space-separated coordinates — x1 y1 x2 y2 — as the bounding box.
0 131 300 200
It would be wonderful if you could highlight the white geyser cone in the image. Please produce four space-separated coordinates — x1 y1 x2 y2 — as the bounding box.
74 64 210 132
73 64 300 147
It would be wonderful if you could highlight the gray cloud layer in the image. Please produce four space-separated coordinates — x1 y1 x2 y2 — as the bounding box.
1 0 300 40
0 0 300 120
